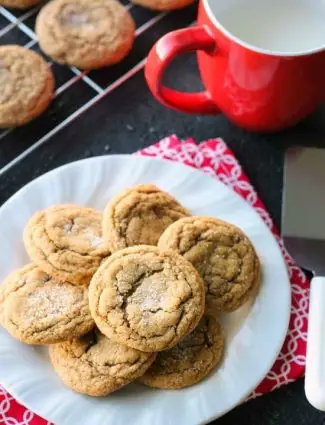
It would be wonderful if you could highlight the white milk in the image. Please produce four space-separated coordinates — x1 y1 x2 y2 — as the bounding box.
209 0 325 53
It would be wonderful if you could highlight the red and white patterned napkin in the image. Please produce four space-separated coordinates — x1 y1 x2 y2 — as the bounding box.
0 135 309 424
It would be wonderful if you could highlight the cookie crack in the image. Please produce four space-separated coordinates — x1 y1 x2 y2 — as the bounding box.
205 259 243 295
78 352 146 379
202 325 213 348
112 190 187 242
112 270 194 344
119 270 164 335
7 303 92 340
31 221 100 274
173 289 193 337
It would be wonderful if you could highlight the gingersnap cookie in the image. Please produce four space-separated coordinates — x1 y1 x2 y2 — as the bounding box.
158 216 260 313
131 0 194 11
89 245 205 352
139 315 224 389
0 0 41 8
23 205 110 285
0 264 94 345
0 45 54 128
49 329 156 396
35 0 135 69
103 184 189 252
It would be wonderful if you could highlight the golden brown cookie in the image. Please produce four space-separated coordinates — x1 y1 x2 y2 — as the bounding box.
89 245 205 352
139 315 224 389
0 264 94 345
35 0 135 69
131 0 194 11
0 45 54 128
23 205 110 285
103 184 189 252
158 216 261 313
49 329 156 396
0 0 41 8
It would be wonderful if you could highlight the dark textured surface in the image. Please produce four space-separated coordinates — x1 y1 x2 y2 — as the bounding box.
1 49 325 425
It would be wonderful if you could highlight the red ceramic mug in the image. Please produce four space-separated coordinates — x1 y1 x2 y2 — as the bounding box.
145 0 325 132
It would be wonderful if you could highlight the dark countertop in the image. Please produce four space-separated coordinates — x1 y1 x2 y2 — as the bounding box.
2 41 325 425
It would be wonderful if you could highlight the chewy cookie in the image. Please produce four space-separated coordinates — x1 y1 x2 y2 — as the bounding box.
23 205 110 285
0 45 54 128
36 0 135 69
0 264 94 344
158 216 260 313
0 0 41 8
89 245 205 352
49 329 156 396
131 0 194 11
103 184 189 251
139 315 224 389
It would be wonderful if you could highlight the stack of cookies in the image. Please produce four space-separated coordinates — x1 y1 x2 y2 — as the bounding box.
0 184 260 396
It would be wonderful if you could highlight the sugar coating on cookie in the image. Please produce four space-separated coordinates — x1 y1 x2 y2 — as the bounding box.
49 329 156 396
36 0 135 69
23 205 110 285
0 0 42 8
139 315 224 389
0 264 94 344
0 45 54 128
131 0 194 11
158 216 260 313
103 184 190 252
89 245 205 352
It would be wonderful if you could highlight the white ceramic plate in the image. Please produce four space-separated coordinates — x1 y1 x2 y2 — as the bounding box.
0 155 291 425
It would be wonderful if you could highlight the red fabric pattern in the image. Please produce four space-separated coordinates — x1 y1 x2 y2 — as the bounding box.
0 136 309 424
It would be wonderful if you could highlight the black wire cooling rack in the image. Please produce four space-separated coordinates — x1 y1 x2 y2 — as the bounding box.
0 1 196 176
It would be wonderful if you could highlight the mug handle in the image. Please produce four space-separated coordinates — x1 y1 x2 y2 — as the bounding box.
145 25 220 114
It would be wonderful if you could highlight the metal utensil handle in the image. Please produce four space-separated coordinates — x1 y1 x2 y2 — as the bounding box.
305 276 325 410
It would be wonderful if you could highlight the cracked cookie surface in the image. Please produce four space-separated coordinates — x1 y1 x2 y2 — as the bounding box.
36 0 135 69
89 245 205 352
49 329 156 396
139 315 224 389
0 264 94 344
131 0 194 11
103 184 190 252
0 45 54 128
158 216 260 313
23 205 110 285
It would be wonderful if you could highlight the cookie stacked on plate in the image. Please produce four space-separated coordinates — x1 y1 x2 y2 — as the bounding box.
0 184 260 396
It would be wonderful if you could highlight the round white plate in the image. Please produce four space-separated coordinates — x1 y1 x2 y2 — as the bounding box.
0 155 291 425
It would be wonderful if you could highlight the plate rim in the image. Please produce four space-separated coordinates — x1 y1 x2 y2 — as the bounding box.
0 154 291 425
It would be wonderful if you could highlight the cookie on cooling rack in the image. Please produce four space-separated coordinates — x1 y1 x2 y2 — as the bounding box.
0 45 54 128
131 0 194 11
0 0 42 8
36 0 135 69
